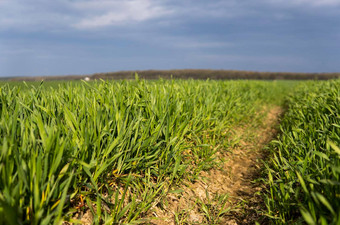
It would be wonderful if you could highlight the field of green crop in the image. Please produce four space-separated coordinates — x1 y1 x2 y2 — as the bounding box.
0 78 338 224
264 80 340 224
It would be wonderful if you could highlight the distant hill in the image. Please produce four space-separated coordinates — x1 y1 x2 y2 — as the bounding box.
6 69 340 81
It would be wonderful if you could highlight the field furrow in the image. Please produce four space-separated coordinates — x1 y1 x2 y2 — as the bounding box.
147 106 282 224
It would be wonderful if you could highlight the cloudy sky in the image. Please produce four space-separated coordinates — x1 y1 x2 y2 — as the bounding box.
0 0 339 77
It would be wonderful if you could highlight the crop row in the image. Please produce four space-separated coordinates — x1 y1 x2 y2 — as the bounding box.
265 80 340 224
0 79 287 224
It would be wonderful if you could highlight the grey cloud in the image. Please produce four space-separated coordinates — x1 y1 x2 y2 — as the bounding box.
73 0 173 29
1 0 339 31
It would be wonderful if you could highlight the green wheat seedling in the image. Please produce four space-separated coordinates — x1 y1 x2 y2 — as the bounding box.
197 190 230 224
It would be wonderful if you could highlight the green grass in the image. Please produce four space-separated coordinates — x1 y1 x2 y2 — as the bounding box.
0 78 297 224
264 79 340 224
0 80 79 90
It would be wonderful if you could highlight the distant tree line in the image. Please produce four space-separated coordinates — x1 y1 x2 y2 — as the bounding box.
8 69 340 81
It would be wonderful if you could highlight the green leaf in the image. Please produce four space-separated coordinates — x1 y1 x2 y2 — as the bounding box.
300 208 316 225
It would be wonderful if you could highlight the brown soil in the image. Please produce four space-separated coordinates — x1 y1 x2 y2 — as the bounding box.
147 106 283 225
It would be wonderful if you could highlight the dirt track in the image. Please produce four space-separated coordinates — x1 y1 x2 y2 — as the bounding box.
149 106 283 224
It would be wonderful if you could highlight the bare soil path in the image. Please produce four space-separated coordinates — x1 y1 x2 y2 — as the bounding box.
149 106 283 224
